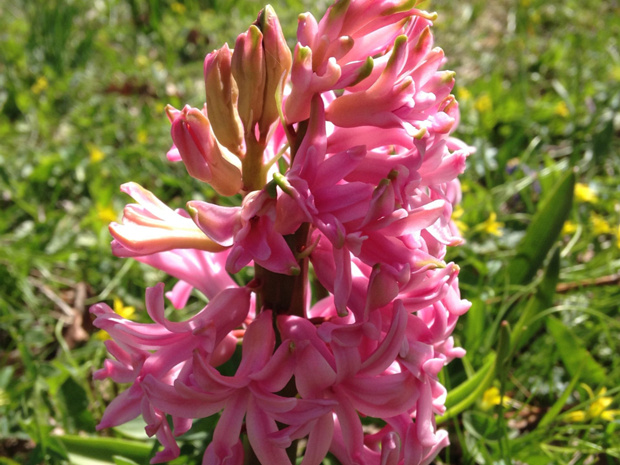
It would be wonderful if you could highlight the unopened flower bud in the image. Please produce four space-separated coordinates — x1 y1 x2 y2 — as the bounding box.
168 104 242 196
231 25 266 135
204 44 244 156
254 5 292 137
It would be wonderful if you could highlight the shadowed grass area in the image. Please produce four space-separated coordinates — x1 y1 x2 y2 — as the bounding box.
0 0 618 463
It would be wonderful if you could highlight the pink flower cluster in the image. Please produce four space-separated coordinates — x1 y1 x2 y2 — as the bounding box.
92 1 473 464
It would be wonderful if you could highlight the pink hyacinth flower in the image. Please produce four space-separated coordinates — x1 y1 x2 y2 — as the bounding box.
93 1 474 463
109 182 225 257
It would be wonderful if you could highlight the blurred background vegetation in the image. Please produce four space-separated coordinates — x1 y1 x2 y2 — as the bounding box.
0 0 618 463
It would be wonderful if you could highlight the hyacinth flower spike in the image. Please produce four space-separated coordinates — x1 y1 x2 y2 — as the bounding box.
92 1 473 464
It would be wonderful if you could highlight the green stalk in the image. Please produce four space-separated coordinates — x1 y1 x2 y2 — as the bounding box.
246 121 311 464
242 132 267 192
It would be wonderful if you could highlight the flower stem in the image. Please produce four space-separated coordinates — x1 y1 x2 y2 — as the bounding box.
255 222 309 318
249 223 309 464
246 120 311 464
243 133 267 191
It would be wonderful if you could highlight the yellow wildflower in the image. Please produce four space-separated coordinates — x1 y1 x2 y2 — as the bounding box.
31 76 48 94
456 87 472 102
565 409 586 422
114 297 136 319
137 129 148 144
95 298 136 341
565 385 620 423
481 387 511 410
474 94 492 113
561 220 577 235
481 212 504 237
554 101 570 118
136 54 149 67
451 205 468 234
89 144 105 163
97 205 117 223
616 225 620 249
94 329 111 341
591 213 611 235
171 2 186 14
574 183 598 203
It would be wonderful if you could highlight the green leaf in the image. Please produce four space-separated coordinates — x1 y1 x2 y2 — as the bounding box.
546 315 606 385
113 457 140 465
537 361 582 429
0 458 23 465
58 435 154 465
445 354 496 410
462 411 504 442
464 298 486 353
508 169 575 286
510 247 561 353
58 377 96 432
0 365 15 389
111 417 151 441
439 354 496 424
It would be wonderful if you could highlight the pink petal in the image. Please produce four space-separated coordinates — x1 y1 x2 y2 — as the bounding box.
187 201 240 246
300 414 334 465
246 396 292 465
165 280 194 309
96 384 142 430
341 372 418 418
360 300 407 375
142 375 227 418
380 200 446 236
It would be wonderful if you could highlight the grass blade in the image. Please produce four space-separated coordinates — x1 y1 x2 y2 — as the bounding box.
546 315 606 385
508 169 575 286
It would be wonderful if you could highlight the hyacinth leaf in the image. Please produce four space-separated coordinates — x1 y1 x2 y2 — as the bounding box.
508 169 575 286
444 354 495 408
113 458 139 465
546 316 606 385
464 298 485 353
510 247 561 354
537 361 583 429
439 354 496 424
111 417 153 441
58 435 153 464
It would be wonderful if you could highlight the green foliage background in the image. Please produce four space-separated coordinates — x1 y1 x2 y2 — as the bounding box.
0 0 619 463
